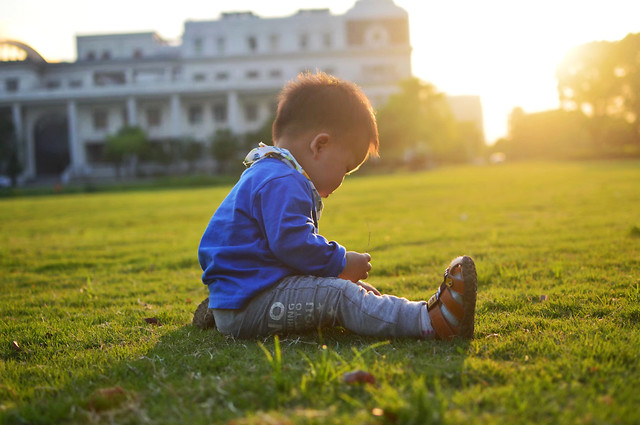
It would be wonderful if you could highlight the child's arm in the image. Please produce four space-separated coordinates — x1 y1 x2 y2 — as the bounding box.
256 177 347 277
256 176 379 296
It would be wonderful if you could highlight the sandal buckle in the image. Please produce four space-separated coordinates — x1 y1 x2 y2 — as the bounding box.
427 292 439 310
444 268 454 288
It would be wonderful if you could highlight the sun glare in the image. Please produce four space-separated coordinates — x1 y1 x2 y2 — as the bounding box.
403 0 639 142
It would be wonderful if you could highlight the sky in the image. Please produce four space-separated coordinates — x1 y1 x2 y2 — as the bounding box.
1 0 639 143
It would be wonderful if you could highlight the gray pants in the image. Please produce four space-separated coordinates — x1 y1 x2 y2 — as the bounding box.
212 275 433 339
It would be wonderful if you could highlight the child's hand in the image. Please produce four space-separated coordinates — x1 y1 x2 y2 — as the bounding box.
339 251 372 284
356 280 381 296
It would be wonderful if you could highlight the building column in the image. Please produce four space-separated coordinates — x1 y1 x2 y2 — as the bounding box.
67 100 84 171
126 96 137 126
227 91 241 133
11 103 32 178
170 94 181 138
11 103 23 141
126 68 135 85
22 108 36 178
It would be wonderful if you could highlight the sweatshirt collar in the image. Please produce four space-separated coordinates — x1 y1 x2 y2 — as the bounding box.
244 143 324 223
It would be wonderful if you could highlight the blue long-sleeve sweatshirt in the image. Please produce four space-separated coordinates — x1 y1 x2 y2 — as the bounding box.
198 157 347 309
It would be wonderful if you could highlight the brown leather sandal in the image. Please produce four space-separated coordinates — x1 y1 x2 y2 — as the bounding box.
427 256 477 340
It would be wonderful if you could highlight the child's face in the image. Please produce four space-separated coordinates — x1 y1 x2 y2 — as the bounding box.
307 134 369 198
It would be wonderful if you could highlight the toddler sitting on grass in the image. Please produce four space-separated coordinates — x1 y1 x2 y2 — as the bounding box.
193 72 477 340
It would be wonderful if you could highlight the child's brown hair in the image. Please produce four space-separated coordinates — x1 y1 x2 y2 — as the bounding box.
272 72 379 157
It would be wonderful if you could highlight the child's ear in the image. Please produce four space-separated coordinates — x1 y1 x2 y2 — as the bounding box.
309 133 330 158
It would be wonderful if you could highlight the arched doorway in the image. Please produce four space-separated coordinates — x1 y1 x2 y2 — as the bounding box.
34 113 70 176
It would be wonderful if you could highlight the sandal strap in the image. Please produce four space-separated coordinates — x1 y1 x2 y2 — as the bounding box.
439 286 464 322
428 302 458 340
445 265 465 295
426 263 467 339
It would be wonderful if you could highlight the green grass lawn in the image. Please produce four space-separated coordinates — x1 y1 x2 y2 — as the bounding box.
1 160 639 424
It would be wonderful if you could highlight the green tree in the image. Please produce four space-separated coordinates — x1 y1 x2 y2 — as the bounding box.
244 115 274 149
557 40 619 118
506 108 591 159
180 139 204 173
104 126 148 178
454 120 484 162
556 32 640 151
211 129 241 174
376 78 459 166
616 33 640 142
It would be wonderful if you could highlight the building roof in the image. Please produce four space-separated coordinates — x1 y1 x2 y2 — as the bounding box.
346 0 408 19
0 40 47 63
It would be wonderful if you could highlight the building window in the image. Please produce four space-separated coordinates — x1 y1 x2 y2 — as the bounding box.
134 69 164 84
172 67 182 81
215 72 229 80
244 103 258 122
269 69 282 79
323 33 332 48
213 104 227 123
101 51 111 60
146 108 161 127
248 36 257 53
299 33 309 50
362 64 395 81
69 79 83 88
5 78 19 92
94 71 126 86
194 38 203 55
92 110 108 130
45 80 61 89
133 49 143 59
216 37 225 54
193 73 207 82
269 34 280 51
188 105 203 125
365 25 390 47
86 51 96 60
246 70 259 80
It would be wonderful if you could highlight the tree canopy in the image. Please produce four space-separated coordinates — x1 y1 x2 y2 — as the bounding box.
104 126 148 177
376 78 483 166
556 32 640 149
105 126 148 162
211 129 242 174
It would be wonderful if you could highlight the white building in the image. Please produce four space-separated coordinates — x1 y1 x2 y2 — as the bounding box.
0 0 412 181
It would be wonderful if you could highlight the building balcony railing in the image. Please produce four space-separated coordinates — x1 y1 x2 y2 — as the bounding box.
0 76 287 103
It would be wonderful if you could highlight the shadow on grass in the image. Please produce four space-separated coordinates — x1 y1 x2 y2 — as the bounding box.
4 324 472 425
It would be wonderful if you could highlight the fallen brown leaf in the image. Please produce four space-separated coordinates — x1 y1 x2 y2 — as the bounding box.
87 386 127 412
343 370 376 385
143 317 160 325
